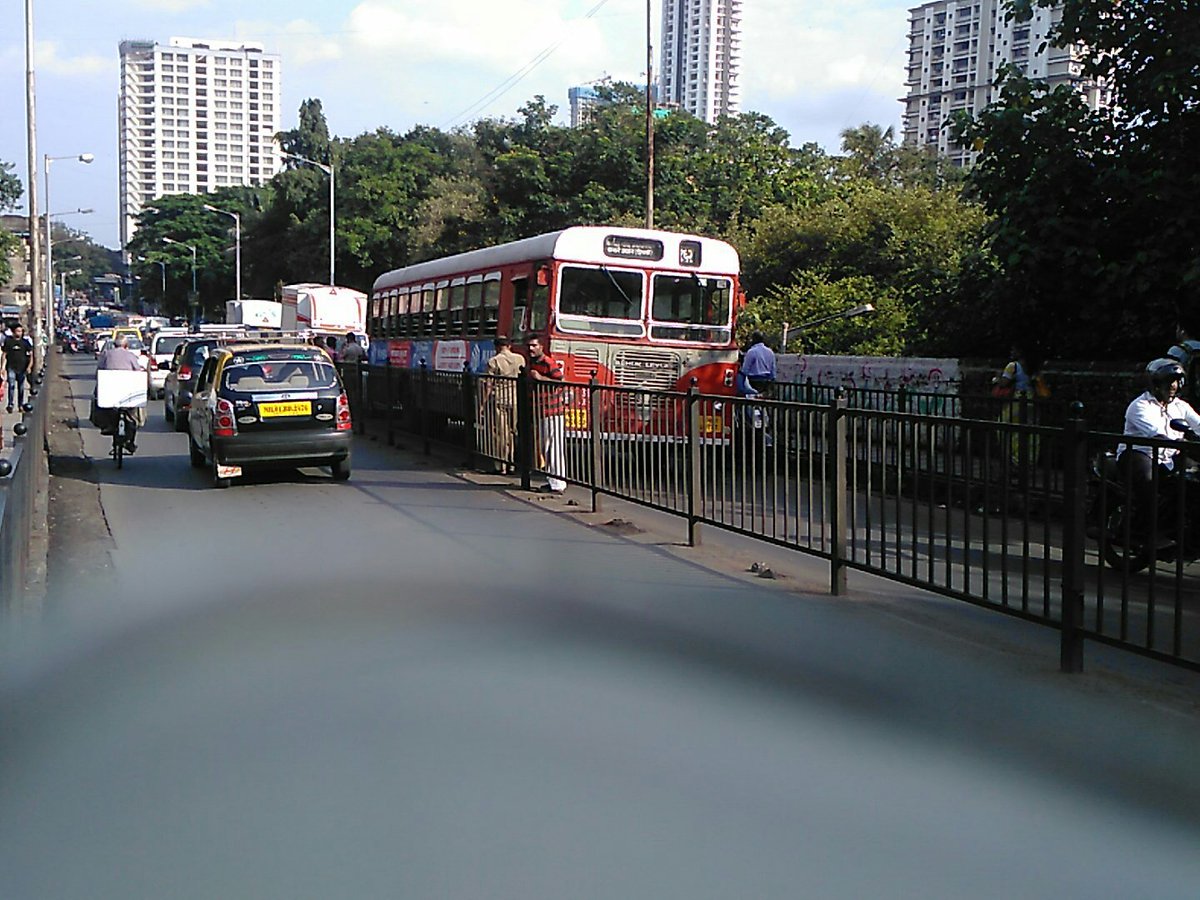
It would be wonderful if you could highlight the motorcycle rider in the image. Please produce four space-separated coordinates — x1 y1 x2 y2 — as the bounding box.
737 331 776 399
1116 358 1200 546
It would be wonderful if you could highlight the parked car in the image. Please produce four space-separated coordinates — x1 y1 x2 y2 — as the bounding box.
146 328 190 399
187 341 353 487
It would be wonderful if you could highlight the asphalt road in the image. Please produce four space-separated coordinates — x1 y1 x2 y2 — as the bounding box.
2 356 1199 899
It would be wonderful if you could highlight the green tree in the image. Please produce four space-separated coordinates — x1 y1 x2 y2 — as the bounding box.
0 159 21 211
956 0 1200 359
740 177 990 355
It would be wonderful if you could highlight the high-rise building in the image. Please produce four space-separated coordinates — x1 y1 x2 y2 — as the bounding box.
659 0 742 124
901 1 1110 167
118 37 283 250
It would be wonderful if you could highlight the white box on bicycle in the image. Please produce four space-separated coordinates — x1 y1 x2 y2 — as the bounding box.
96 370 148 409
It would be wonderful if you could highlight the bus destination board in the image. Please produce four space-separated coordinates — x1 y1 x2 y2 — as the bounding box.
604 235 664 261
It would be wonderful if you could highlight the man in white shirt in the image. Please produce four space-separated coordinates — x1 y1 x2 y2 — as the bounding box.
1117 358 1200 544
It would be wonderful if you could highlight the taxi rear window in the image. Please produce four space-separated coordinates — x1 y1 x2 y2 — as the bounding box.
221 360 339 393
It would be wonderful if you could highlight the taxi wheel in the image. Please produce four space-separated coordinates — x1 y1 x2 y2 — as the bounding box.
189 436 205 468
331 457 351 482
211 446 231 489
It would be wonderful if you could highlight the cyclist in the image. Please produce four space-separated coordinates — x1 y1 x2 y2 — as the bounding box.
97 333 143 454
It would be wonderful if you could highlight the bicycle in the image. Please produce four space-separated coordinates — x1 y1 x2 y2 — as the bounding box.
96 369 148 469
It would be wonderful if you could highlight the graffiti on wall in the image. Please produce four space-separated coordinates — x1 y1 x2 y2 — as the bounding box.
778 355 961 394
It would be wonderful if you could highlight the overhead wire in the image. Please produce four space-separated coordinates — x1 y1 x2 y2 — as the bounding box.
442 0 615 129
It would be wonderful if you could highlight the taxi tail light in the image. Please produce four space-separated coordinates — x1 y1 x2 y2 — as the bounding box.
179 364 192 381
215 398 237 437
336 392 352 431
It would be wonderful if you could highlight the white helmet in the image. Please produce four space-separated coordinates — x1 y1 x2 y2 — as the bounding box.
1147 358 1186 386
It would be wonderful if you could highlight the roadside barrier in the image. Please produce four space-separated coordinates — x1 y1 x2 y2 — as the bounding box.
348 362 1199 674
0 354 52 613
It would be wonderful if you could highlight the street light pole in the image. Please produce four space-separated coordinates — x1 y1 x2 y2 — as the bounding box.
283 152 334 285
44 152 95 335
162 237 198 319
203 204 241 302
645 0 654 230
44 206 92 342
138 256 166 301
24 0 42 367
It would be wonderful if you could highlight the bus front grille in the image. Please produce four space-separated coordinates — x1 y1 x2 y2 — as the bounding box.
613 349 681 392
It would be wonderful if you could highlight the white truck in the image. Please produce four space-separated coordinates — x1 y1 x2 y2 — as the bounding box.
226 299 284 328
280 283 367 338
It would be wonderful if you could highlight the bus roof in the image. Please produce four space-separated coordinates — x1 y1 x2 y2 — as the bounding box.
371 226 740 294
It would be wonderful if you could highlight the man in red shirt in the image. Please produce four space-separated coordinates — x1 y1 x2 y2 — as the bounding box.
526 337 567 493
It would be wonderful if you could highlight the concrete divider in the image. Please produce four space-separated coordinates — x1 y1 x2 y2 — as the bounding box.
0 354 52 615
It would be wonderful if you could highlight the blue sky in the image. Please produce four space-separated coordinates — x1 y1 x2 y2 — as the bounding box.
0 0 914 250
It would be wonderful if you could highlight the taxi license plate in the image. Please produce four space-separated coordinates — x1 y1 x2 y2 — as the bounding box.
259 401 312 418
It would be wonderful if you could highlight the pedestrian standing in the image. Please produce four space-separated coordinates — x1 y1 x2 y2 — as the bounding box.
3 324 34 413
526 336 566 493
481 336 523 474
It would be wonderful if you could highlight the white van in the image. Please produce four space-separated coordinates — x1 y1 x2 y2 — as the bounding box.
147 328 190 399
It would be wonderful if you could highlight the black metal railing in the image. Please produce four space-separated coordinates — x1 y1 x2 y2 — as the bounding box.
345 363 1200 673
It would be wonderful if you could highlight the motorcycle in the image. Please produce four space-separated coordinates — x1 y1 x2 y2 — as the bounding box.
1090 419 1200 573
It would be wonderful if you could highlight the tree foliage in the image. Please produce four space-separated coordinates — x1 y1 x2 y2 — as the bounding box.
957 0 1200 359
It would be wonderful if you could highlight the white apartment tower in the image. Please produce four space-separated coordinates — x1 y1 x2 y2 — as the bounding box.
902 1 1110 166
659 0 742 124
118 37 283 250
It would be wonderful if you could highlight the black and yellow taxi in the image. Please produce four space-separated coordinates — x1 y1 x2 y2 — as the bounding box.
187 342 353 487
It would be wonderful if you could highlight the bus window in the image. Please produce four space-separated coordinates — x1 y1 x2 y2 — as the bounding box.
385 291 398 336
449 280 467 334
556 265 645 337
483 276 501 335
422 286 435 336
434 281 450 337
649 274 733 343
465 279 483 336
398 288 412 336
530 278 550 334
510 276 529 336
370 294 383 337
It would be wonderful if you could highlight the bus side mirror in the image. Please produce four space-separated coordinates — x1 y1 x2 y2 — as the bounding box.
536 267 550 287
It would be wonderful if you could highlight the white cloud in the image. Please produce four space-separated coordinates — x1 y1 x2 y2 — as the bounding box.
234 18 343 67
127 0 212 11
35 40 113 78
262 0 644 132
742 1 908 97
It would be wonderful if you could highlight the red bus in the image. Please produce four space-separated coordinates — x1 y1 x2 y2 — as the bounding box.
367 226 744 435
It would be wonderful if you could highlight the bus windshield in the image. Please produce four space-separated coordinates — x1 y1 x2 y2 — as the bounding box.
649 274 733 344
556 265 645 337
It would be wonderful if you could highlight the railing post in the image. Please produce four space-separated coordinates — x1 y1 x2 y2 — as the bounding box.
898 386 909 415
1060 402 1087 673
517 365 533 491
462 361 476 468
385 363 396 446
687 377 702 547
589 375 603 513
829 391 848 596
419 360 430 456
353 361 366 435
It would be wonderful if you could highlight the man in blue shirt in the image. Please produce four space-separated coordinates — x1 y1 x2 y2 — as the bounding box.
737 331 776 397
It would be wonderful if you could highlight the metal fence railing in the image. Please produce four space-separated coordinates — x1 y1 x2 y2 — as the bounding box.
344 362 1200 674
0 353 53 613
